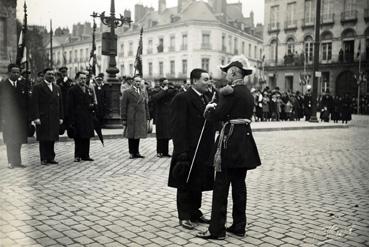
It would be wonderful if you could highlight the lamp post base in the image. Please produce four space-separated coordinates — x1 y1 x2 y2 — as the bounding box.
309 116 319 123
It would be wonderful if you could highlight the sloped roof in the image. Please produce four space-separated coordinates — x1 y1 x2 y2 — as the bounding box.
226 3 243 20
180 1 218 22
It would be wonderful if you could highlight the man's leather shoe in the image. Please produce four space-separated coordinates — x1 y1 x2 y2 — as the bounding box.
179 220 195 230
8 163 14 169
226 226 245 237
41 160 48 165
48 160 58 164
129 154 136 159
196 230 225 240
135 154 144 158
157 153 163 158
82 157 94 161
17 164 27 168
163 154 172 157
192 215 211 224
74 157 81 162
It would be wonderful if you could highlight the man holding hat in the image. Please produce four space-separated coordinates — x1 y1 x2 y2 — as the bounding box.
197 55 261 240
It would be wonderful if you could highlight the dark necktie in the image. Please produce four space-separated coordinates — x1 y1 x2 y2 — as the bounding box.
200 94 207 105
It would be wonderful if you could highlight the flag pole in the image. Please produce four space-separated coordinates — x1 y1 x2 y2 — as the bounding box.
50 19 53 68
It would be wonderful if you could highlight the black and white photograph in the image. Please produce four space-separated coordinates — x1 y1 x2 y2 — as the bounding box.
0 0 369 246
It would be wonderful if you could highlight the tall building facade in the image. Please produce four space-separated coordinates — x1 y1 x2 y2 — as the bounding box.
50 0 263 82
0 0 17 79
263 0 369 97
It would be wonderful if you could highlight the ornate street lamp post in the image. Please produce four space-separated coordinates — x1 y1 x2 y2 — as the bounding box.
91 0 131 82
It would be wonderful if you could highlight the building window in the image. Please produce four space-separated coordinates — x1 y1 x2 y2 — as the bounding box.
254 45 257 58
69 51 72 63
159 61 164 76
260 48 263 59
304 36 313 63
98 46 101 55
170 36 175 51
129 64 133 76
321 0 333 22
285 76 293 92
158 38 164 53
170 60 175 75
201 58 209 72
120 64 125 76
270 40 277 61
202 33 211 49
0 18 6 58
74 50 78 62
129 42 133 56
120 43 124 57
181 34 188 50
85 48 89 61
344 0 356 11
286 2 296 27
304 0 315 24
270 5 279 28
242 41 245 54
147 40 153 54
322 72 330 93
182 59 187 75
234 38 238 54
148 62 153 76
79 49 83 62
222 34 226 52
287 38 295 55
248 44 251 57
228 36 232 53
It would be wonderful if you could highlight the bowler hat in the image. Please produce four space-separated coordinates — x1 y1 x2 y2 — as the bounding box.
220 55 254 76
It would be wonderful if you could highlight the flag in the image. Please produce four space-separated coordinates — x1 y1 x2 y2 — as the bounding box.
134 27 143 77
20 46 27 64
16 30 26 65
357 40 361 58
89 21 97 76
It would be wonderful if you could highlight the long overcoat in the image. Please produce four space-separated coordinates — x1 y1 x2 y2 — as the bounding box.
205 84 261 170
168 87 216 191
0 79 29 144
31 81 63 141
151 87 177 139
120 87 150 139
67 85 95 139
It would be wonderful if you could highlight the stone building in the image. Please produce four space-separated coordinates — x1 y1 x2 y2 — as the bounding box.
0 0 17 79
263 0 369 97
51 0 264 82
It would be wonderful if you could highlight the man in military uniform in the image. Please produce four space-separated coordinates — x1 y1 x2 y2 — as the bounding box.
168 68 216 230
197 55 261 240
0 64 29 168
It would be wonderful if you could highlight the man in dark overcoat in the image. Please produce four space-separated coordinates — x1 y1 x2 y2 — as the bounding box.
197 55 261 240
31 68 64 165
56 67 73 133
94 73 108 127
168 68 216 230
120 75 150 159
0 64 29 168
67 71 95 162
304 89 313 121
151 78 178 157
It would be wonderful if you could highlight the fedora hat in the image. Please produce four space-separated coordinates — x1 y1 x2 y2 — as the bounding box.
220 55 254 76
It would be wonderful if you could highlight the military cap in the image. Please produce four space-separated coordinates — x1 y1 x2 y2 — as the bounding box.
220 55 254 76
59 66 68 72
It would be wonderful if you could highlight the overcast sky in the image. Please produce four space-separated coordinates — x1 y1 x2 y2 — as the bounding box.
16 0 264 30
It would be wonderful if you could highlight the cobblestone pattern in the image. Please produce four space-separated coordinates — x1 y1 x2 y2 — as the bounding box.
1 127 369 246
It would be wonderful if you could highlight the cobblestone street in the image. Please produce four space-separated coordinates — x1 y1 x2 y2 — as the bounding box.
1 126 369 246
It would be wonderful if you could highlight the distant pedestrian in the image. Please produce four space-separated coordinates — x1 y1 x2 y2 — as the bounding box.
0 64 29 168
31 68 64 166
341 94 352 124
120 75 150 159
67 71 95 162
151 78 178 157
304 89 313 121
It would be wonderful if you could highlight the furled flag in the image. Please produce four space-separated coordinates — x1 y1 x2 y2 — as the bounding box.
357 40 361 58
134 27 143 77
16 30 26 66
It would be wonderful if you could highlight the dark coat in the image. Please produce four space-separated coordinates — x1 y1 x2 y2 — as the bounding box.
151 87 178 139
120 87 150 139
67 85 95 139
94 83 108 120
31 81 63 141
168 87 216 191
341 96 352 121
0 79 29 144
205 84 261 170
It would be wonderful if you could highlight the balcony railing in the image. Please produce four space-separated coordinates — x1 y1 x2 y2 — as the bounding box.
364 9 369 22
284 20 297 30
321 13 335 24
268 22 280 33
201 43 211 50
341 10 358 23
